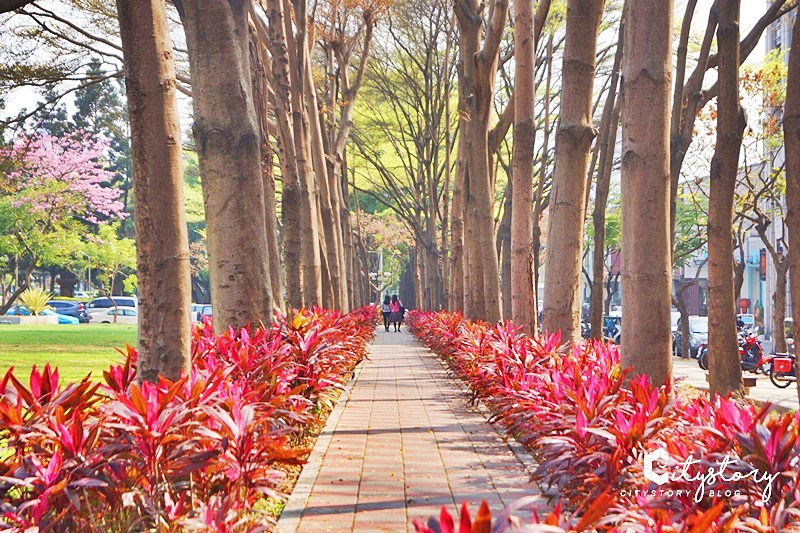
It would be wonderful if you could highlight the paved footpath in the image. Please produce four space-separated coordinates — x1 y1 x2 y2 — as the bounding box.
278 328 541 532
673 358 799 410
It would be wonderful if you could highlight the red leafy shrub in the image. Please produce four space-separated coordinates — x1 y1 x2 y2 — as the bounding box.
0 306 378 531
407 310 800 531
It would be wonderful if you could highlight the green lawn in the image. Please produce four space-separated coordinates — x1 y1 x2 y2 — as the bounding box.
0 324 137 384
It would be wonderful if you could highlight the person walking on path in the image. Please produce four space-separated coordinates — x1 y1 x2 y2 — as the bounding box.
389 294 404 332
380 295 392 332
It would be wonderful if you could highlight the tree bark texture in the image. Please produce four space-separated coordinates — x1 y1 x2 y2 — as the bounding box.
454 0 507 324
589 21 624 340
773 259 788 354
542 0 603 342
707 0 745 397
178 0 275 332
590 100 621 339
450 132 466 312
258 0 304 308
510 0 536 334
250 30 285 311
117 0 192 382
785 12 800 403
499 180 513 319
280 0 323 306
531 33 555 328
300 47 347 310
619 0 673 387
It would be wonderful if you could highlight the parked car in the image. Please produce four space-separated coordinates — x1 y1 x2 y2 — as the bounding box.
191 303 212 322
48 299 90 323
89 306 138 325
6 306 80 325
673 315 708 357
86 296 138 314
73 291 92 300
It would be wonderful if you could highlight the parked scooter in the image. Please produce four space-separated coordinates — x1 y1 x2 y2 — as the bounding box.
696 327 768 374
740 328 769 374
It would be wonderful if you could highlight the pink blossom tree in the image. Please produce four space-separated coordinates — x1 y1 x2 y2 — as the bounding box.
0 132 126 313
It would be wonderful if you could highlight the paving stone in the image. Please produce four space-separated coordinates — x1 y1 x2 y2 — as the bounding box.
282 329 541 532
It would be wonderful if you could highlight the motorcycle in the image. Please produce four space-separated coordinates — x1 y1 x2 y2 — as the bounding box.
740 329 769 374
697 342 708 370
769 353 797 389
696 327 769 374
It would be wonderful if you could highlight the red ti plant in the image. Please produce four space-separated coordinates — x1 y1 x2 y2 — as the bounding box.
0 305 377 529
407 310 800 531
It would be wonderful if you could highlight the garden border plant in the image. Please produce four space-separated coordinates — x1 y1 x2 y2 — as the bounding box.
407 310 800 532
0 305 378 530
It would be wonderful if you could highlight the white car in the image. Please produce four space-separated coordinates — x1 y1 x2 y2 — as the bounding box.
90 306 138 324
191 303 212 322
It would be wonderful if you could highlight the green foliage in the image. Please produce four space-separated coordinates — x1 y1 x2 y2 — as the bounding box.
122 274 137 295
18 287 53 315
673 188 708 268
79 222 136 296
354 211 413 290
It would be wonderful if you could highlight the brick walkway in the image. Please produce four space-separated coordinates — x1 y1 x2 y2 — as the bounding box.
279 328 540 532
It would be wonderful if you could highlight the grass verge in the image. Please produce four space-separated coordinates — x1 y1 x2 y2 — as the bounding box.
0 324 137 383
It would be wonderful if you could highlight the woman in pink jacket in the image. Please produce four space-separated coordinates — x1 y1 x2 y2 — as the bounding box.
389 294 404 332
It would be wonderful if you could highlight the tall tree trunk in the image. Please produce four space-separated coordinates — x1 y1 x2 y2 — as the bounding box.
531 33 554 328
708 0 745 397
450 134 466 312
117 0 191 383
542 0 603 341
256 0 305 308
708 0 745 396
353 172 370 307
773 259 788 353
250 32 284 311
327 20 374 311
754 222 790 353
619 0 673 386
304 55 344 310
590 100 621 339
425 165 440 310
499 180 513 319
341 152 357 308
784 12 800 402
734 228 746 298
668 0 702 244
454 0 507 324
414 239 425 309
463 166 483 318
279 0 323 306
441 20 454 309
510 0 537 333
673 281 694 358
177 0 275 331
589 21 623 340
